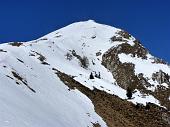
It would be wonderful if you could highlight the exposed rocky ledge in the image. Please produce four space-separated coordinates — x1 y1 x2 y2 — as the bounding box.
55 69 170 127
102 37 170 110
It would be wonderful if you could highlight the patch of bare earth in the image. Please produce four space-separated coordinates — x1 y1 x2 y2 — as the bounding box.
10 71 36 93
30 51 50 65
54 69 170 127
9 42 23 47
0 49 7 52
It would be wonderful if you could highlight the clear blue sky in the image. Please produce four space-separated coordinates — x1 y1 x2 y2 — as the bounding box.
0 0 170 62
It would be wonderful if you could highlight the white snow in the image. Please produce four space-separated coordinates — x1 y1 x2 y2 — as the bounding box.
0 20 168 127
129 90 160 106
161 83 169 88
118 53 170 77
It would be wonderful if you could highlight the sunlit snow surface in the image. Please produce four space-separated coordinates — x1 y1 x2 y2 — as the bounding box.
0 20 168 127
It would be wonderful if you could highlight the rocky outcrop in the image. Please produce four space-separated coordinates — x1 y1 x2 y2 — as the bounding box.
152 70 170 84
102 40 148 91
102 35 170 110
56 69 170 127
152 70 170 109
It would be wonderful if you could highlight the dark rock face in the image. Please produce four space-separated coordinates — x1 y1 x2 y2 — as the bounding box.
117 30 132 39
102 40 148 90
152 70 170 109
152 70 170 84
102 36 170 110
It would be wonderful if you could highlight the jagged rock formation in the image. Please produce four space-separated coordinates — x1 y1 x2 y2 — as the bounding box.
101 30 170 111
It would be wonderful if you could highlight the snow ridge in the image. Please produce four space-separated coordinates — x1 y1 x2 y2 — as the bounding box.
0 20 169 127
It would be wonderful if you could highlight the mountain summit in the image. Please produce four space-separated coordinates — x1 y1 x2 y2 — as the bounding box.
0 20 169 127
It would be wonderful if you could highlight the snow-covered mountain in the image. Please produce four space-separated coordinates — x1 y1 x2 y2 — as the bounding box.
0 20 169 127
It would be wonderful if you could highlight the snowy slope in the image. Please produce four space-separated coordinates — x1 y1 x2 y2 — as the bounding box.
0 20 169 127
